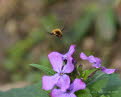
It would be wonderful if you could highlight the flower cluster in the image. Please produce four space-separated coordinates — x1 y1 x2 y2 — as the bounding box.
42 45 116 97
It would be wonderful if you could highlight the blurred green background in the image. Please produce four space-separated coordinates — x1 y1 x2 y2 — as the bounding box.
0 0 121 90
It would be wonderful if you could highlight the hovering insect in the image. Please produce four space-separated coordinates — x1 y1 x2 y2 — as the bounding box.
49 27 65 38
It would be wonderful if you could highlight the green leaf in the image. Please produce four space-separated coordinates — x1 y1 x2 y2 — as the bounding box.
100 95 110 97
87 71 121 97
0 81 49 97
103 73 121 97
104 73 121 91
110 87 121 97
87 71 109 96
76 88 92 97
100 95 106 97
87 71 108 85
82 68 97 80
89 78 108 94
30 64 55 75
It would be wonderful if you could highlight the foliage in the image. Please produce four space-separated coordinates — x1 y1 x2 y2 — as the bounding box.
1 71 121 97
81 68 97 80
86 71 121 97
0 81 49 97
30 64 55 75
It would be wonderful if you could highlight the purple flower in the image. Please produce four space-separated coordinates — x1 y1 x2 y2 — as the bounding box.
51 79 86 97
62 45 76 61
80 52 116 74
101 67 116 74
80 52 101 68
42 45 75 91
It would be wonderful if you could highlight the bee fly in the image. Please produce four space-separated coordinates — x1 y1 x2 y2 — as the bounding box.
49 26 65 38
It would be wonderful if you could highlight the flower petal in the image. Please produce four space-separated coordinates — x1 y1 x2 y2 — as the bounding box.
95 57 101 64
80 53 102 69
70 79 86 93
101 67 116 74
66 45 76 56
51 89 76 97
51 89 63 97
69 94 76 97
42 74 60 90
56 74 70 91
80 52 88 60
92 64 101 68
62 57 74 73
88 55 96 63
62 45 76 61
48 52 63 72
